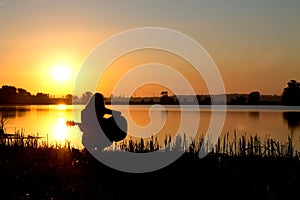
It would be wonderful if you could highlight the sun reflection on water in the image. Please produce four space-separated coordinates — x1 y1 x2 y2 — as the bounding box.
53 117 68 140
57 104 67 110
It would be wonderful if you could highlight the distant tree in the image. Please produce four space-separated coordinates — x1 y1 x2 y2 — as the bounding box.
282 80 300 106
160 91 168 97
65 94 73 99
237 96 247 104
64 94 73 104
34 93 51 104
248 91 260 105
17 88 32 104
81 91 93 104
160 91 169 104
17 88 29 96
1 85 17 95
203 96 212 105
196 95 202 104
159 91 178 104
0 85 18 104
231 95 247 105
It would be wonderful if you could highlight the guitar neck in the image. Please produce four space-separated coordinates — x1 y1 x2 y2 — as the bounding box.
66 120 79 127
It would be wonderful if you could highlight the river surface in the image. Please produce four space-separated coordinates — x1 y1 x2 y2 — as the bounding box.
1 105 300 151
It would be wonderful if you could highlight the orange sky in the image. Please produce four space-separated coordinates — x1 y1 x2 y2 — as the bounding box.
0 0 299 97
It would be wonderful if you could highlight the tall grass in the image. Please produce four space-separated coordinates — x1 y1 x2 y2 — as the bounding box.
0 129 299 200
114 131 299 158
210 131 297 158
1 127 299 159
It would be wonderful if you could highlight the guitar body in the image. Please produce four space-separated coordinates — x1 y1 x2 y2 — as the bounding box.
101 115 127 142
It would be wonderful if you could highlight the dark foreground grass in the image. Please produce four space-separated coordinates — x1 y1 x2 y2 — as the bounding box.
0 133 300 200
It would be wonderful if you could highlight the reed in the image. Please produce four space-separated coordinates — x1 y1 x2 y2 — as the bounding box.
1 124 299 159
113 130 299 159
0 129 299 200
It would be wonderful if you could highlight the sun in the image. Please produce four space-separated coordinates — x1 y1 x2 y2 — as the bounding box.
51 65 71 82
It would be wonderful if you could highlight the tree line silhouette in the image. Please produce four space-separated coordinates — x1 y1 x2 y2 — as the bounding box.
0 79 300 105
225 79 300 106
282 80 300 106
0 85 72 105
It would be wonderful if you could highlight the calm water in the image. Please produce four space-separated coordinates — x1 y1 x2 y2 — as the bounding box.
1 105 300 150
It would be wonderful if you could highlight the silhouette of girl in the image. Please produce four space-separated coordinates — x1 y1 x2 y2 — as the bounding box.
94 93 121 121
79 93 127 150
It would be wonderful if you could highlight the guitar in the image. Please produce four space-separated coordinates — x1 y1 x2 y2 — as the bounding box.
66 93 127 142
65 115 127 142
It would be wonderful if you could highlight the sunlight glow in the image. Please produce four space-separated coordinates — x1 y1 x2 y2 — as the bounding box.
51 65 71 82
53 117 68 140
57 104 67 110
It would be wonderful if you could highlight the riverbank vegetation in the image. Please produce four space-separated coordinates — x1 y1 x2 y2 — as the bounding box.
0 131 299 199
1 79 300 105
